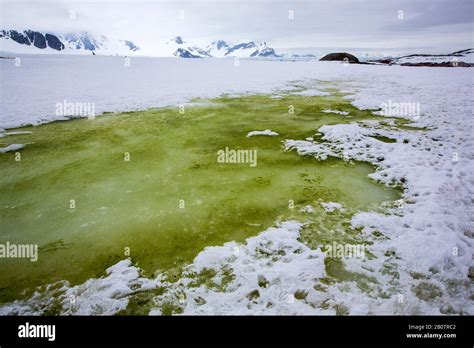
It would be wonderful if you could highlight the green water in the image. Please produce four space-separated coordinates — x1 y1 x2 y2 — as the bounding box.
0 92 400 305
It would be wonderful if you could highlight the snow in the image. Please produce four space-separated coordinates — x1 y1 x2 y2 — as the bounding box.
321 202 344 212
3 131 33 136
282 65 473 314
151 221 328 315
1 56 467 130
300 205 315 213
0 259 156 315
291 89 331 97
394 50 474 65
0 57 472 315
246 129 279 137
285 140 337 160
163 36 210 58
206 40 230 58
322 109 350 116
0 144 24 153
0 32 138 57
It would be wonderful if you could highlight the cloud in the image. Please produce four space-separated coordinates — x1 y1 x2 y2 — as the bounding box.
1 0 472 52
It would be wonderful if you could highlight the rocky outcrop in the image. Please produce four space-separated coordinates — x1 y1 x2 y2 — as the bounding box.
371 48 474 67
319 52 360 63
400 61 473 67
45 33 64 50
0 29 139 54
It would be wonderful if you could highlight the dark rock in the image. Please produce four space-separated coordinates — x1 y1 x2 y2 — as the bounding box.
174 48 201 58
172 36 183 44
214 40 229 50
80 34 97 51
25 30 47 49
228 42 256 52
24 30 35 43
378 59 394 65
246 289 260 301
251 46 278 57
8 30 31 45
320 52 360 63
257 275 268 288
45 33 64 51
373 48 474 67
124 40 139 51
294 289 308 300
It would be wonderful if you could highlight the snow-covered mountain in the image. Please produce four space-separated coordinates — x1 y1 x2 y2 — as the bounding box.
206 40 231 58
169 36 280 58
164 36 211 58
0 30 280 58
225 41 278 57
0 29 140 55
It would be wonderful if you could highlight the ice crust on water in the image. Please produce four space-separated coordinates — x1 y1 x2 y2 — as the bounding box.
0 59 472 315
0 144 24 153
246 129 279 137
322 109 350 116
0 260 154 315
290 89 331 97
151 221 329 315
284 66 473 315
154 63 472 315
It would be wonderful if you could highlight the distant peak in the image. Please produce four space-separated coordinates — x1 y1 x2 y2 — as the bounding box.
172 36 184 44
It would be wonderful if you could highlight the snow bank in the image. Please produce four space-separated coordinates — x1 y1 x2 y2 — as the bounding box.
0 144 24 153
290 89 331 97
321 202 344 212
322 109 350 116
284 66 474 315
246 129 279 137
151 221 329 315
0 259 157 315
0 59 472 315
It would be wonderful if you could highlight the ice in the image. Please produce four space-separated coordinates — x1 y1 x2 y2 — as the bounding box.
290 89 331 97
0 144 24 153
0 57 472 315
246 129 279 137
0 259 157 316
322 109 350 116
321 202 344 212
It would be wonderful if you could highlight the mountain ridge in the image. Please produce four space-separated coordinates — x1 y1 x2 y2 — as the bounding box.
0 30 281 58
0 29 139 55
166 36 280 58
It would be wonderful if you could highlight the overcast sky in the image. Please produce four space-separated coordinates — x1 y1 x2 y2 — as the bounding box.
1 0 473 53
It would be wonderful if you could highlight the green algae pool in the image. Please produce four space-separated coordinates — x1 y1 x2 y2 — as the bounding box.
0 91 400 306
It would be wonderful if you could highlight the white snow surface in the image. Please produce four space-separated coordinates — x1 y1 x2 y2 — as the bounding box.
246 129 279 137
394 49 474 65
321 202 344 212
322 109 350 116
0 144 24 153
290 89 331 97
0 260 156 315
0 58 473 315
